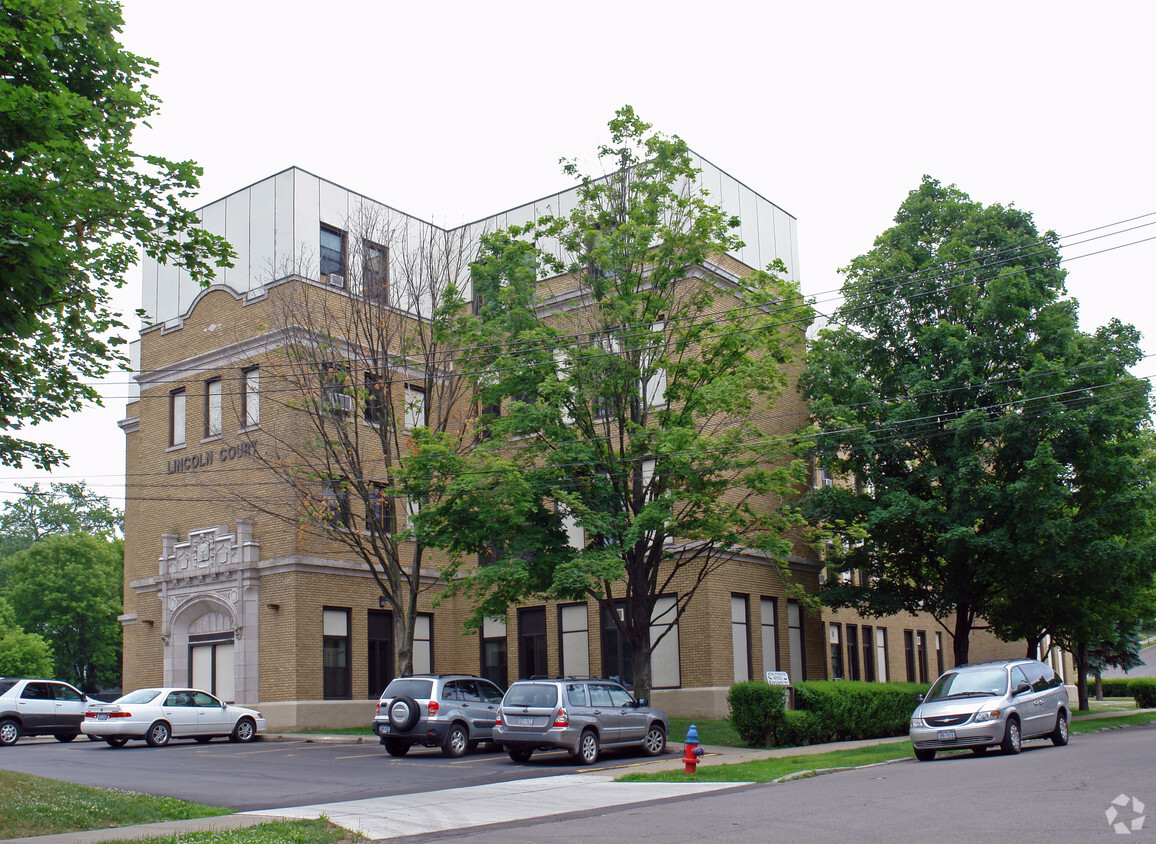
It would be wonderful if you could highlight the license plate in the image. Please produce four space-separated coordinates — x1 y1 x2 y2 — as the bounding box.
511 716 534 727
378 724 389 734
96 713 109 721
937 729 956 741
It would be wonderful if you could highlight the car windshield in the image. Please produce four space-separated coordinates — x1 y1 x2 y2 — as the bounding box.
116 689 162 704
925 668 1008 701
503 683 559 708
383 679 434 699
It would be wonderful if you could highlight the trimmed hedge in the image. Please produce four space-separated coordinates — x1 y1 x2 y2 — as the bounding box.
1129 678 1156 708
1085 678 1132 698
728 679 928 748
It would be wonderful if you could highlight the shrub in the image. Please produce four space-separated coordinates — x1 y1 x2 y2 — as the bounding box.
780 710 826 747
792 681 928 742
727 681 787 748
1128 678 1156 708
1085 678 1132 698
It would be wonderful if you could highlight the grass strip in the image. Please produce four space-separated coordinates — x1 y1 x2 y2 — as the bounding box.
1070 712 1156 732
105 818 354 844
0 770 226 839
620 740 912 783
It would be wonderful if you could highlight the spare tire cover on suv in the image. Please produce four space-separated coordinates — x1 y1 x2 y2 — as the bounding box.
388 696 421 731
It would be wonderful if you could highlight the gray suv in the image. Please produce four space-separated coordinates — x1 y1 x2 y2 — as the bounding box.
372 674 504 758
492 678 669 764
909 658 1069 761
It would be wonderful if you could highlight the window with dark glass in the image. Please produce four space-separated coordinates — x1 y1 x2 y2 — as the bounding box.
862 624 876 682
829 623 843 680
518 607 547 679
788 599 805 682
322 362 352 415
324 478 352 529
323 608 351 700
320 226 345 281
364 372 386 424
481 617 508 689
366 482 394 534
904 630 916 682
367 609 392 699
601 603 633 687
846 625 861 681
916 631 928 683
363 240 388 301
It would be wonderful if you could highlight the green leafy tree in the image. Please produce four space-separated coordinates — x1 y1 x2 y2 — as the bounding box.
4 534 123 689
802 176 1155 670
0 0 233 470
411 108 813 698
0 597 54 677
0 481 123 562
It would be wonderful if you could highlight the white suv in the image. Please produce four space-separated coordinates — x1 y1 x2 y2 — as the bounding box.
0 678 90 745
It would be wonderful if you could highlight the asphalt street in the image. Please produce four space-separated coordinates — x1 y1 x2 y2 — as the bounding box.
1103 643 1156 680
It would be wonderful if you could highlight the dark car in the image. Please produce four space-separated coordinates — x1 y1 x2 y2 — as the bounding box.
0 678 90 745
372 674 505 758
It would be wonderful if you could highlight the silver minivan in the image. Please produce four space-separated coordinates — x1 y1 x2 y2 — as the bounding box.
909 658 1069 761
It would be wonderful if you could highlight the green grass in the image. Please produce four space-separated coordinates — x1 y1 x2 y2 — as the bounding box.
106 819 355 844
1071 712 1156 732
0 769 227 839
290 727 374 736
667 717 742 747
620 740 912 783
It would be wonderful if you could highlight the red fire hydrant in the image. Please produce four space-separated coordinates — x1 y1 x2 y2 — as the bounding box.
682 723 705 774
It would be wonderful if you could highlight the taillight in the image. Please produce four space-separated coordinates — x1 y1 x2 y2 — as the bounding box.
494 710 503 727
427 700 439 716
553 708 569 728
375 702 381 716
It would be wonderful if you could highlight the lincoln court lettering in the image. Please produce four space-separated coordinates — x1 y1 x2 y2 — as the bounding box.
166 441 258 475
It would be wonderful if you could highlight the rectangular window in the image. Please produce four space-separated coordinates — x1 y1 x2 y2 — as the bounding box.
204 378 222 438
363 240 388 302
601 603 632 687
323 478 352 529
876 628 889 682
364 372 386 425
242 367 259 428
323 608 351 700
366 482 393 534
788 600 805 682
320 225 345 281
916 631 929 683
404 384 426 430
760 598 779 674
367 609 392 699
518 607 547 679
650 596 681 689
169 388 186 447
829 623 843 680
731 594 751 683
558 604 589 678
642 319 668 408
846 625 860 681
935 631 944 676
862 624 876 682
323 362 352 415
904 630 916 682
481 617 508 689
412 613 432 674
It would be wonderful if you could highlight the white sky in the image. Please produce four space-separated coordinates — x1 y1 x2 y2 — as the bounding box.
3 0 1154 510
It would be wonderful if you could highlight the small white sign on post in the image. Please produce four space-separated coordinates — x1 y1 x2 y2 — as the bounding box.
765 670 790 686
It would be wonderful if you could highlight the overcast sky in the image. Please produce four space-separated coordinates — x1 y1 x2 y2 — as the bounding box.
2 0 1153 510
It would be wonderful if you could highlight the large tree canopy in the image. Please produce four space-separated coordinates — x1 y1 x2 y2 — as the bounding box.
801 176 1155 671
0 0 232 469
0 481 123 562
411 108 813 697
0 596 54 677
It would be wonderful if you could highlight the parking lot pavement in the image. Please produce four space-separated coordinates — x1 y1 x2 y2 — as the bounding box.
246 773 746 840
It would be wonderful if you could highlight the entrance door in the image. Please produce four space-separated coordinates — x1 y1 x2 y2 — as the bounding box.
190 636 235 700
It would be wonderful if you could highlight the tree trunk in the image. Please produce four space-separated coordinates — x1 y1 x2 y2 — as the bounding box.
952 605 971 667
630 646 653 702
1075 642 1089 712
1095 671 1104 701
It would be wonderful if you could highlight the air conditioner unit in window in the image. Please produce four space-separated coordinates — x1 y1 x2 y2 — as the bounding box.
327 273 345 288
335 393 354 413
823 478 834 488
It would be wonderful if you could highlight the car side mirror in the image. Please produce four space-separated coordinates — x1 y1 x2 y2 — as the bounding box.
635 698 648 707
915 693 924 703
1013 682 1031 696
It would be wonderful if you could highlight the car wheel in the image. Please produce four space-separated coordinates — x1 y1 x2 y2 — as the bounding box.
642 724 666 757
105 737 129 748
0 719 20 747
387 695 421 731
145 721 171 747
230 718 257 743
507 747 533 763
442 724 469 758
54 733 78 743
87 735 102 742
914 748 936 762
1051 711 1069 747
383 738 410 757
194 736 214 744
1000 718 1022 755
575 729 600 765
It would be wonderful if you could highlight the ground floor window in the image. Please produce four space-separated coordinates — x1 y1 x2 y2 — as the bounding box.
829 622 843 679
413 613 433 674
481 616 508 688
732 594 751 682
650 596 681 689
917 631 929 683
876 628 889 682
601 603 632 687
846 625 860 681
323 608 351 700
558 604 589 677
189 633 234 700
788 600 805 682
760 598 779 674
367 610 392 699
904 629 916 682
518 607 547 679
862 625 875 682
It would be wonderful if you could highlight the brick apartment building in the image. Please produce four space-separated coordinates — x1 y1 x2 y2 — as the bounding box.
119 162 1028 728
